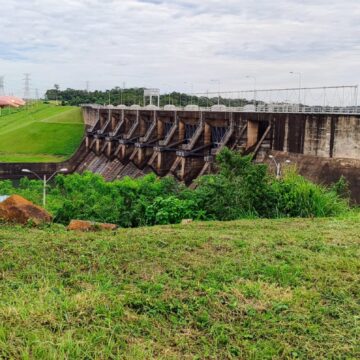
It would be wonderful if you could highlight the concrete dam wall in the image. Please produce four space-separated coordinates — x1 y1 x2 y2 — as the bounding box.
80 106 360 201
1 105 359 202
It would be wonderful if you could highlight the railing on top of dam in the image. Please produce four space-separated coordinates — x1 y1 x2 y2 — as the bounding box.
81 103 360 115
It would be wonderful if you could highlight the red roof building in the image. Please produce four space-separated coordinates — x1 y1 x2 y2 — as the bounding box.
0 96 26 108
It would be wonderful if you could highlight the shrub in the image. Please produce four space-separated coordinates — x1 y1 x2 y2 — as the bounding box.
145 196 199 225
194 148 275 219
270 169 349 217
0 148 351 226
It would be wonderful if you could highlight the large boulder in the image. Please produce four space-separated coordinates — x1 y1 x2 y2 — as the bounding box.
67 220 118 232
0 195 52 225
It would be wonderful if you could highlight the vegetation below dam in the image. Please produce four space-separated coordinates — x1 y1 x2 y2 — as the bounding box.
0 148 351 227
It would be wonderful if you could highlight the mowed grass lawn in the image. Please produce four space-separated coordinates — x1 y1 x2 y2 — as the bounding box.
0 103 84 162
0 216 359 359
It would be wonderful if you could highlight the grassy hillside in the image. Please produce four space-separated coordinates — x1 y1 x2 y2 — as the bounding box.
0 216 359 359
0 103 84 162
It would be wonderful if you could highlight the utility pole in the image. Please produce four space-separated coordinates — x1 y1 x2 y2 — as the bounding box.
210 79 221 105
23 73 31 101
0 76 4 96
245 75 257 109
290 72 302 107
184 82 194 105
35 88 39 106
120 81 126 105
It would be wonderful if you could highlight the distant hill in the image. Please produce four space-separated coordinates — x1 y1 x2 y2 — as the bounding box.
0 103 84 163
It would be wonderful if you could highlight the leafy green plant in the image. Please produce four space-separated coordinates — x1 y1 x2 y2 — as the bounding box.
145 196 200 225
0 148 351 226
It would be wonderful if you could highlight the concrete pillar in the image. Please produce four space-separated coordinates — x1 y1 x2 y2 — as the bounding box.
178 121 185 142
157 119 164 139
107 142 112 158
204 122 211 145
120 145 125 160
140 117 147 137
95 139 100 154
283 115 289 152
247 120 259 148
157 153 162 172
111 114 116 130
138 149 145 164
179 158 186 180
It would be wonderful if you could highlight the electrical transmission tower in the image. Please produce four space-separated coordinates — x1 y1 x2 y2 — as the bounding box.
23 73 31 100
0 76 4 96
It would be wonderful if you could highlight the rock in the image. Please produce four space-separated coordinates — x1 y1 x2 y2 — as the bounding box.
0 195 52 225
181 219 193 225
67 220 118 232
98 223 118 231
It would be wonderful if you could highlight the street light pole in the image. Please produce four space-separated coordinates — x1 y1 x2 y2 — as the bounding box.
22 168 68 208
268 155 290 179
162 84 172 105
290 71 302 107
42 174 46 208
184 82 194 105
245 75 257 110
210 79 221 105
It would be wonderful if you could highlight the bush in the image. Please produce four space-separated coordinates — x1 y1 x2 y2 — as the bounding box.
194 149 276 219
52 172 184 227
145 196 199 225
0 148 350 226
270 169 349 217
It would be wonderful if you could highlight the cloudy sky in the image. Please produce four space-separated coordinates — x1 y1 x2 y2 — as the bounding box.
0 0 359 97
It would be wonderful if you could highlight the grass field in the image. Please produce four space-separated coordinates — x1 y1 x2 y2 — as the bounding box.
0 103 84 163
0 215 359 359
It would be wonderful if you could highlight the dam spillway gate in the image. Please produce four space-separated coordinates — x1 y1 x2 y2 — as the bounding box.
79 105 360 199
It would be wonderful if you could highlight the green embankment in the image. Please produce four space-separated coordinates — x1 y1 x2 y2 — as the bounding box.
0 216 359 359
0 103 84 163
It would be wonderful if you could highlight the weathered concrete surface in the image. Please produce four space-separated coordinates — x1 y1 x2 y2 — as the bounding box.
332 116 360 159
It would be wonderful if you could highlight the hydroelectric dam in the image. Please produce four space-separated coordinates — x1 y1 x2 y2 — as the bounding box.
1 86 360 202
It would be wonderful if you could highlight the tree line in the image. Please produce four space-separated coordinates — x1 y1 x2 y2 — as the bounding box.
45 86 253 107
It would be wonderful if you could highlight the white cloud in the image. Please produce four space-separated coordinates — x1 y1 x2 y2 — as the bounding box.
0 0 359 97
